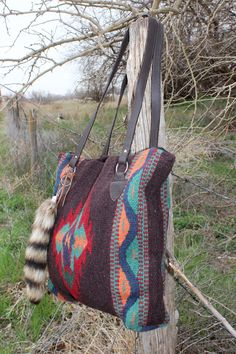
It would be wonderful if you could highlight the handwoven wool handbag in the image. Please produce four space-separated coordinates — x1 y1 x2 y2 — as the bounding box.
24 17 175 332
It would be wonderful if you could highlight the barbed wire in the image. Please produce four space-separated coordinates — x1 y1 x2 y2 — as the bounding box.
1 83 236 205
0 83 105 146
172 172 236 205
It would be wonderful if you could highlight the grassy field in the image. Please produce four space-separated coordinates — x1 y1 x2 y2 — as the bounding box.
0 100 235 353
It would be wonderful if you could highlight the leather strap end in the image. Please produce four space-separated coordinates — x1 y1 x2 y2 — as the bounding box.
69 155 78 169
110 179 127 201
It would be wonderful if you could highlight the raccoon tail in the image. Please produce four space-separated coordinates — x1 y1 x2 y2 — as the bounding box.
24 197 57 304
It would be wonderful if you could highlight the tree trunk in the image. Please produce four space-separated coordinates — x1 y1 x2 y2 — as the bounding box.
127 17 178 354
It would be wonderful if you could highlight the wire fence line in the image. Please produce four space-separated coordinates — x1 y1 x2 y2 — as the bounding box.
0 83 105 147
1 83 235 205
171 172 236 205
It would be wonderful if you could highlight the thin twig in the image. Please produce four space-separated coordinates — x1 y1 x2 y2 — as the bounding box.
167 252 236 339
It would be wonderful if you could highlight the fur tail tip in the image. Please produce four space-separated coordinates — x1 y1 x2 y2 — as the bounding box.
24 198 57 303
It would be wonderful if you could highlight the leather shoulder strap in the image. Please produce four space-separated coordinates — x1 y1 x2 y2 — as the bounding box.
69 30 129 169
118 19 163 166
69 18 163 170
101 19 163 158
150 22 163 147
100 75 128 158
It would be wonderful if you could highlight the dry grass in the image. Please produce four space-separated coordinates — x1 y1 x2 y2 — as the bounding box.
30 303 136 354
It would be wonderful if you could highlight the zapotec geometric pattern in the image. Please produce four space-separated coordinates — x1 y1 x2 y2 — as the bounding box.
110 148 170 331
48 147 175 331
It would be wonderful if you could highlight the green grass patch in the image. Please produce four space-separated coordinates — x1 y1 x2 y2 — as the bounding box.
165 97 232 130
0 248 23 284
0 115 63 353
0 294 60 351
0 186 40 285
174 209 207 231
29 296 59 341
0 296 12 318
173 142 236 337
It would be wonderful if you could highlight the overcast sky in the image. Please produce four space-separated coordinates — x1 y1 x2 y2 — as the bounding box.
0 1 78 96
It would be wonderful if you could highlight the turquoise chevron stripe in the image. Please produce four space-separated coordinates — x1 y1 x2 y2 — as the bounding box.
125 238 139 278
125 299 142 331
127 170 142 214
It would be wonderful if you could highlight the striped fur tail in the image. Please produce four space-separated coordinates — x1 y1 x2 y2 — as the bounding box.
24 198 57 304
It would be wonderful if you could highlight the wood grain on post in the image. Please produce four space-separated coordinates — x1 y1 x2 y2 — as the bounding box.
12 96 21 131
28 109 39 171
127 18 178 353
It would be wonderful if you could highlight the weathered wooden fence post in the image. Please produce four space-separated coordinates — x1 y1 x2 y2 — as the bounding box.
5 96 21 140
127 17 178 353
28 109 39 171
10 96 21 131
